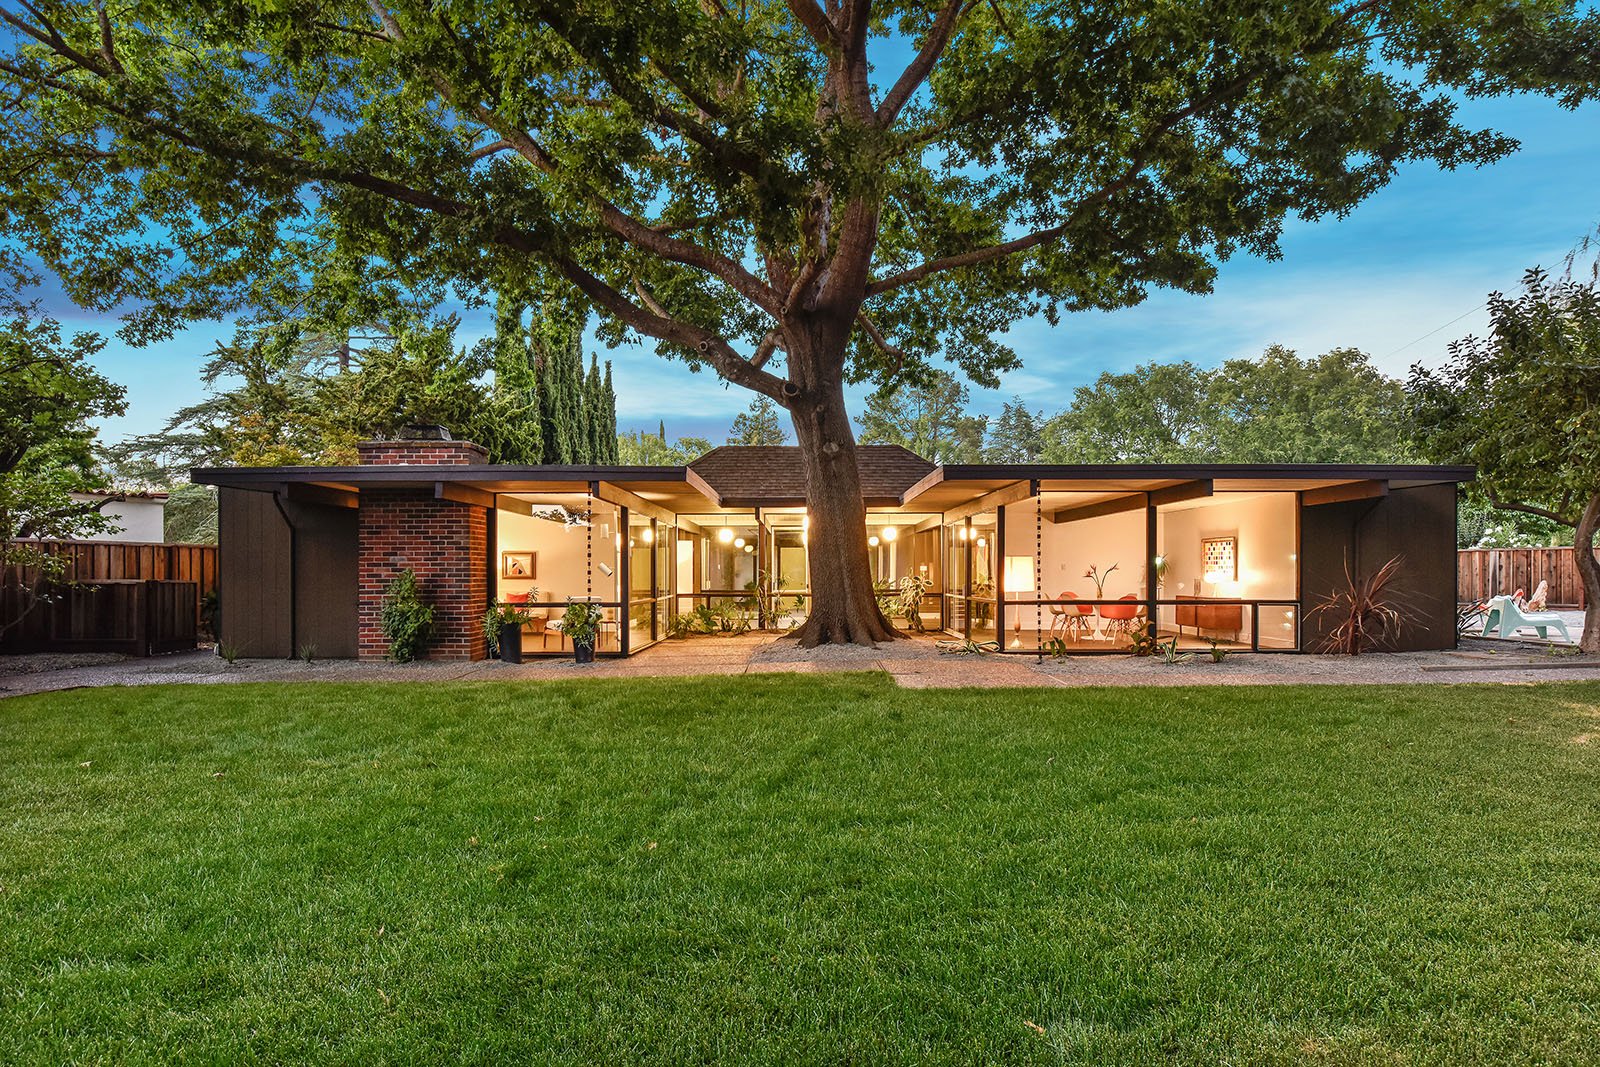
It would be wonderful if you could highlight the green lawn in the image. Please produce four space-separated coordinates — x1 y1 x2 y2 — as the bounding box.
3 676 1600 1065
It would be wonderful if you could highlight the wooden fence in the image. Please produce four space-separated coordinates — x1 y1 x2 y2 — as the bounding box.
1458 547 1594 608
0 579 199 655
2 540 217 655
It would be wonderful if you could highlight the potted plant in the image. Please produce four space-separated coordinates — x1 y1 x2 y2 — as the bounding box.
561 599 604 663
483 602 534 663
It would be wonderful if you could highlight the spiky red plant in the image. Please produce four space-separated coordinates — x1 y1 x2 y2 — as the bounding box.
1308 555 1411 655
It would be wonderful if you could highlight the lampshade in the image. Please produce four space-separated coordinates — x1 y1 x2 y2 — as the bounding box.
718 527 734 543
1004 555 1035 596
881 526 898 542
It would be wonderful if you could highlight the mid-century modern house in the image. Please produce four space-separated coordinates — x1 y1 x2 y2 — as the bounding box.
192 435 1472 660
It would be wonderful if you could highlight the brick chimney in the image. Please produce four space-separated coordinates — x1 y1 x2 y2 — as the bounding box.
356 425 488 466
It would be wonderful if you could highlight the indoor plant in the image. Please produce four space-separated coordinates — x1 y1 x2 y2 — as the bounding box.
561 599 604 663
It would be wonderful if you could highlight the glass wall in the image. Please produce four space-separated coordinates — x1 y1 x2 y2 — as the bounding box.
493 492 621 656
1155 492 1299 650
992 488 1302 653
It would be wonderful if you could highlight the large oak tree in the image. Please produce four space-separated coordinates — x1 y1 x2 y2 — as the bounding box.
1 0 1596 644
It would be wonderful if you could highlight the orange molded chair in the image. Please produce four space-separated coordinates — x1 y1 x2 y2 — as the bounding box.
1098 593 1143 637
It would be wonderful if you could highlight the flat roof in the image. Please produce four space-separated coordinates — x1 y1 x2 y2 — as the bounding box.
193 458 1474 512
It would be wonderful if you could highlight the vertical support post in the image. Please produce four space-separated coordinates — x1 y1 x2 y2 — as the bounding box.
1145 501 1158 640
619 504 630 657
485 498 498 607
996 501 1007 645
963 517 973 640
755 506 766 632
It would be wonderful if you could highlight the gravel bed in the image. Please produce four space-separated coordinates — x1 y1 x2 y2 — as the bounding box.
0 652 130 676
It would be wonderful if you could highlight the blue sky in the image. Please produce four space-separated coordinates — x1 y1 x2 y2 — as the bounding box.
74 90 1598 447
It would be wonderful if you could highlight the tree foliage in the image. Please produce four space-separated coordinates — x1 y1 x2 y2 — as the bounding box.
0 305 127 632
983 399 1044 463
616 424 713 466
729 396 788 445
1040 347 1416 462
1409 267 1600 651
858 370 986 463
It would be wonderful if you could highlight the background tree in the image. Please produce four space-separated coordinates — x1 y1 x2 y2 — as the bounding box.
1040 348 1416 463
983 399 1044 463
858 371 987 463
1040 361 1213 462
729 397 789 445
0 307 126 634
2 1 1595 643
1208 346 1416 462
1409 267 1600 652
617 424 714 466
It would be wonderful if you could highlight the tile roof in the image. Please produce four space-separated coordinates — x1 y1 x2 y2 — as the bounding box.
689 444 935 505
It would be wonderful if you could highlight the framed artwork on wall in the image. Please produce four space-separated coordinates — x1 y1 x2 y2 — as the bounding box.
501 551 536 579
1201 536 1237 582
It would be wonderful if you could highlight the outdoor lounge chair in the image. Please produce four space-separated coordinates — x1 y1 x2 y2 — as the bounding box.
1481 594 1572 643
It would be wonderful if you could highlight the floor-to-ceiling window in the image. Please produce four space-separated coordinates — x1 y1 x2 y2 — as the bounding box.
493 492 622 656
1155 492 1299 650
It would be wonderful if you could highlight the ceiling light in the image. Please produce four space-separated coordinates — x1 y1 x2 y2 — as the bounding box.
868 535 880 547
742 544 754 554
718 527 734 544
881 527 898 542
734 537 746 548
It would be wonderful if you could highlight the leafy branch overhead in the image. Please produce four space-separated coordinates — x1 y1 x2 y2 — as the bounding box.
2 0 1596 402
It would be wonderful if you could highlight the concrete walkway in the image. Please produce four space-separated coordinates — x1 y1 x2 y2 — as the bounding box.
4 632 1600 699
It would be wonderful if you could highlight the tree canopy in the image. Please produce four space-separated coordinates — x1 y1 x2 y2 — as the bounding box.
1409 267 1600 651
1040 346 1417 462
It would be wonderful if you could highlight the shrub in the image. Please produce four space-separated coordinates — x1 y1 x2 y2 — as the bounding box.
380 569 434 662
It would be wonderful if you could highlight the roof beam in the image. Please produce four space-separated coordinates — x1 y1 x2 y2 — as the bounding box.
1149 480 1213 507
1302 480 1389 507
595 481 675 525
1046 493 1147 524
898 465 947 506
943 480 1034 524
436 482 495 509
284 482 358 509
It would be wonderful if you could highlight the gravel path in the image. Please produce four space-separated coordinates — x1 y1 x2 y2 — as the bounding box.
3 636 1597 699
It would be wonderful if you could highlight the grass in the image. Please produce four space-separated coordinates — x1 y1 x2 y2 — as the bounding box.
3 676 1600 1065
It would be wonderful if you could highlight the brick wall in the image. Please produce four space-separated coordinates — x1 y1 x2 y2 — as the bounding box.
356 440 489 466
357 489 488 661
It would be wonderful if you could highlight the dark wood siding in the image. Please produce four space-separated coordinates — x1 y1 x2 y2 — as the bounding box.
218 488 293 657
285 499 358 658
1300 484 1457 652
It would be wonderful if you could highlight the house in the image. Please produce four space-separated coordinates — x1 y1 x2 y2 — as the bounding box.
191 436 1472 660
68 490 168 543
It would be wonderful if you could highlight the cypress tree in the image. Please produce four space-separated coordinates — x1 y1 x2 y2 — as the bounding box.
475 292 542 463
532 291 581 463
602 361 618 462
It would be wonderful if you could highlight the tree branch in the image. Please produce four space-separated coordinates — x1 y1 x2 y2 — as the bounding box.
876 0 971 127
783 0 838 49
1484 488 1576 527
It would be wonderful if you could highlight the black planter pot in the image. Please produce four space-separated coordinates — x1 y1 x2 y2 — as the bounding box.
573 640 596 664
498 622 524 664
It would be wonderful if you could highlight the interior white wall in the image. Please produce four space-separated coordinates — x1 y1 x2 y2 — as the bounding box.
1004 504 1148 601
1156 493 1297 600
494 505 623 609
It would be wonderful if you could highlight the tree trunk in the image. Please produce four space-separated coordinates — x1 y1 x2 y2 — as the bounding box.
1576 493 1600 654
787 374 899 648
